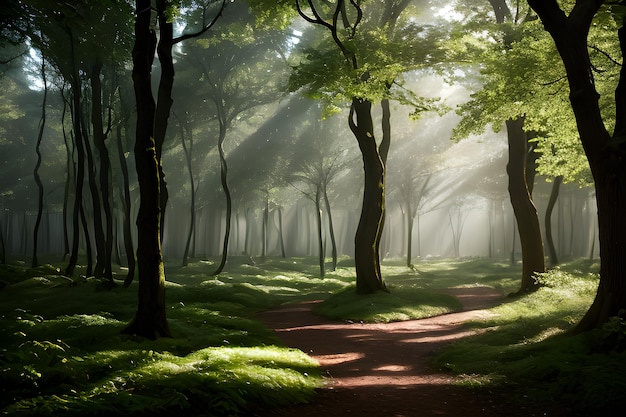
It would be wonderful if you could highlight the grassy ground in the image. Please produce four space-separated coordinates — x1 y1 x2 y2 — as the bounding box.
1 255 623 416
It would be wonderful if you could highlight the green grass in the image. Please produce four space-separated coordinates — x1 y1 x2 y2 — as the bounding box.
432 259 626 415
1 255 622 416
315 284 461 322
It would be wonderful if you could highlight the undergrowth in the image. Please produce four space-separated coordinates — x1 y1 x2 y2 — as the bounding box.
433 259 626 416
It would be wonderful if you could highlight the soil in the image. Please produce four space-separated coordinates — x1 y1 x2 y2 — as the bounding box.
252 286 567 417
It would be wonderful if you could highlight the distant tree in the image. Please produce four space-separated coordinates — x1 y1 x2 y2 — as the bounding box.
180 5 288 274
527 0 626 333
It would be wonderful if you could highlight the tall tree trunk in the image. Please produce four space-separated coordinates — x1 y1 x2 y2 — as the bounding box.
117 123 135 287
91 60 114 283
506 117 545 293
277 207 286 258
545 176 562 267
154 0 174 244
181 123 195 267
322 187 337 271
262 193 269 260
65 33 86 278
32 54 47 268
350 98 387 294
81 108 106 278
79 199 93 277
61 92 71 261
406 213 414 268
212 119 232 274
122 0 170 339
315 187 325 278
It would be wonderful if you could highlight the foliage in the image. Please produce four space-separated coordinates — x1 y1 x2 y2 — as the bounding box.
431 259 626 415
445 5 596 186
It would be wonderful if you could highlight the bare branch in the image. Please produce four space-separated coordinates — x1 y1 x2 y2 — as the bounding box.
173 0 226 44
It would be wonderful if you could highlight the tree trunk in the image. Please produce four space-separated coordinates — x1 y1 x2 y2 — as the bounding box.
32 54 47 268
277 207 286 258
528 0 626 332
545 176 562 267
212 120 232 275
154 0 174 244
79 200 93 277
90 60 114 283
350 98 387 294
322 187 337 271
122 0 170 339
315 187 325 279
505 117 545 292
181 123 195 267
406 213 414 268
64 38 86 278
117 123 136 287
80 107 106 278
61 93 71 261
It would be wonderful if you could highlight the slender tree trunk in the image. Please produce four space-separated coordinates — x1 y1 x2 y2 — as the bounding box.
154 0 175 244
79 199 93 277
213 120 233 274
181 123 196 267
91 60 114 283
0 218 5 264
65 34 86 278
122 0 170 339
81 106 106 278
117 123 136 287
32 54 47 268
406 213 414 268
315 188 325 278
322 187 337 271
61 93 71 261
277 208 286 258
350 98 387 294
262 194 269 260
506 117 545 293
545 176 562 267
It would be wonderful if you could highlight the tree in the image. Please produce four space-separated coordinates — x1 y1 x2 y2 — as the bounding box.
31 52 47 268
283 0 441 293
180 4 289 273
122 0 171 339
448 0 552 292
124 0 225 338
527 0 626 332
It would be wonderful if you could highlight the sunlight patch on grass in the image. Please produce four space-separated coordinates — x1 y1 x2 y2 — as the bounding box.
315 285 461 323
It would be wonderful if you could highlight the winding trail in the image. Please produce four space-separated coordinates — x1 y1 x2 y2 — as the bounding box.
253 287 545 417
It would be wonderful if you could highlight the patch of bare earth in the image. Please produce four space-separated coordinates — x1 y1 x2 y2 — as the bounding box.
252 286 563 417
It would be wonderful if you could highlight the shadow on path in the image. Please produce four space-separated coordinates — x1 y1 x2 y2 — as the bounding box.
252 287 547 417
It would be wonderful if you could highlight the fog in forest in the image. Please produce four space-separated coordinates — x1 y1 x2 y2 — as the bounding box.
0 0 597 269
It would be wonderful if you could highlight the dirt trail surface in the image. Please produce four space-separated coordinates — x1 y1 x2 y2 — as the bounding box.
253 287 548 417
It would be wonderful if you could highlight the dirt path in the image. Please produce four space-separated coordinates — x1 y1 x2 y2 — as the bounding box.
253 287 547 417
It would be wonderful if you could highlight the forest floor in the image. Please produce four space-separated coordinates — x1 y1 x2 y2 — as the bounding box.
253 286 572 417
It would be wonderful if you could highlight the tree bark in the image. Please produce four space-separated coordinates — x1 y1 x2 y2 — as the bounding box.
90 60 114 283
64 32 86 278
506 117 545 292
32 54 47 268
528 0 626 333
117 123 136 287
122 0 170 339
315 187 325 278
545 176 562 267
350 98 387 294
322 186 337 271
181 123 196 267
212 119 232 275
